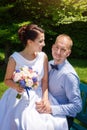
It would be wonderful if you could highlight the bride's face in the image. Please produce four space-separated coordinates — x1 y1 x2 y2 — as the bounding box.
32 33 45 52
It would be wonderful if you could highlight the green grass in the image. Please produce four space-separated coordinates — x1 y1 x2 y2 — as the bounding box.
68 58 87 83
0 82 8 98
0 58 87 98
0 63 7 98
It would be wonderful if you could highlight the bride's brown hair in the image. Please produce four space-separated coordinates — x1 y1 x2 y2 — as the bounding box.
18 24 44 45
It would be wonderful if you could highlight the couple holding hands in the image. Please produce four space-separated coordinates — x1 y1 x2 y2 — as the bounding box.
0 24 82 130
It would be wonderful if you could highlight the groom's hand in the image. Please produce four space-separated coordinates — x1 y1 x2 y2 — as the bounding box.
35 100 52 114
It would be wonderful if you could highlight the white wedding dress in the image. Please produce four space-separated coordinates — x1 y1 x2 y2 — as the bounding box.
0 52 68 130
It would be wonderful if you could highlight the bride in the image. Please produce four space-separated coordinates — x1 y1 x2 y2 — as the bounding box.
0 24 68 130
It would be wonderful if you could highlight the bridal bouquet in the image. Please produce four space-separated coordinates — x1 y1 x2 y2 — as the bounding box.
12 65 39 99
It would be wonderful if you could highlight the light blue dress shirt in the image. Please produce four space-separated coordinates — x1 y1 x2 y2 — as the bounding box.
49 59 82 117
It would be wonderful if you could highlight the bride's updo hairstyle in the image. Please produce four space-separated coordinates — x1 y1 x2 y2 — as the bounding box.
18 24 44 46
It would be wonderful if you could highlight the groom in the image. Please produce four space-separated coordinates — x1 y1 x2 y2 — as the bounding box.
36 34 82 129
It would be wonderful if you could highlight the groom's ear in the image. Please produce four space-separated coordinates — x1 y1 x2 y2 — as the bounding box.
66 49 71 57
51 44 55 50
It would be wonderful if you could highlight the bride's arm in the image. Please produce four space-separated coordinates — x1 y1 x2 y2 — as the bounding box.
41 53 48 101
4 57 24 93
36 53 52 113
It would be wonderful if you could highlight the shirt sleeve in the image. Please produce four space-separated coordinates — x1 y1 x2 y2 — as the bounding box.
51 73 82 117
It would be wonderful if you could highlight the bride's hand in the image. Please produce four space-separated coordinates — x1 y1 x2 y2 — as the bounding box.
35 100 52 114
15 84 24 93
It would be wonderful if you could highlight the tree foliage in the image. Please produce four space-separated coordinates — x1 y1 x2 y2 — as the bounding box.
0 0 87 62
